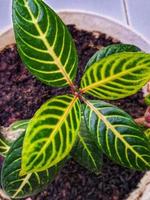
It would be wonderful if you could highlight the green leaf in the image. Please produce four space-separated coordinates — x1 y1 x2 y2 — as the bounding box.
8 119 29 142
21 95 81 175
82 99 150 170
144 94 150 106
72 117 102 174
1 133 65 199
0 120 30 158
81 52 150 100
4 118 102 174
0 131 10 157
0 120 29 145
12 0 78 87
0 120 29 158
86 44 141 70
9 119 29 131
145 129 150 142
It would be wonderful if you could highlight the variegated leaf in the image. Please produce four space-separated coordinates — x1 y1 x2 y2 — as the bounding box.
12 0 78 87
72 117 102 174
9 119 29 131
82 99 150 170
0 132 10 157
21 95 81 175
2 120 30 143
0 120 29 157
145 129 150 142
5 118 102 174
81 52 150 100
1 133 65 199
86 44 141 70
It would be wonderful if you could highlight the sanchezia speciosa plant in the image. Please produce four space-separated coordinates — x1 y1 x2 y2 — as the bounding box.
1 0 150 198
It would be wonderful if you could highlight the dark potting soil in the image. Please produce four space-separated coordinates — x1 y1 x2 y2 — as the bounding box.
0 25 146 200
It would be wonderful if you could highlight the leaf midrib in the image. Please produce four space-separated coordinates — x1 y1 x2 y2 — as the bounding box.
24 0 73 86
23 96 78 173
12 173 32 198
78 132 97 169
83 98 150 167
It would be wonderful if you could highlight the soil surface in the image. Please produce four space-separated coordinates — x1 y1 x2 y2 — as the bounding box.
0 25 146 200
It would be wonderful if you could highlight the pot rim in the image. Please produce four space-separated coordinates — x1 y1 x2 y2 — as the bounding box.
1 9 150 47
58 9 150 45
1 9 150 53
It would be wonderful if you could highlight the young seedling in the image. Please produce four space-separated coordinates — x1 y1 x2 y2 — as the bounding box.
1 0 150 199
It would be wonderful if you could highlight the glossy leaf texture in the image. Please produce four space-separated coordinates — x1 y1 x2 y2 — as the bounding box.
85 44 141 70
6 118 102 174
0 132 10 157
21 95 81 175
145 129 150 142
72 117 103 174
12 0 78 87
81 52 150 100
1 133 64 199
82 99 150 170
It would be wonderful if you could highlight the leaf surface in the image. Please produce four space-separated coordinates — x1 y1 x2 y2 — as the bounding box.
0 120 29 146
86 44 140 70
82 99 150 170
72 117 102 174
4 118 102 174
145 129 150 142
0 132 10 157
13 0 78 87
10 120 29 131
1 133 64 199
81 52 150 100
21 95 81 174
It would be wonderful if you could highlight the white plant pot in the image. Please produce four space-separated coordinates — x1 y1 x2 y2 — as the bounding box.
0 11 150 200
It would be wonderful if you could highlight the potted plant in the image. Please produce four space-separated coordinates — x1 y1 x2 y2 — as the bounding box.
1 1 150 200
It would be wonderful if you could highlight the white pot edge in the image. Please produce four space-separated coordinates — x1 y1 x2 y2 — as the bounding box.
0 10 150 200
127 171 150 200
58 9 150 52
1 10 150 52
